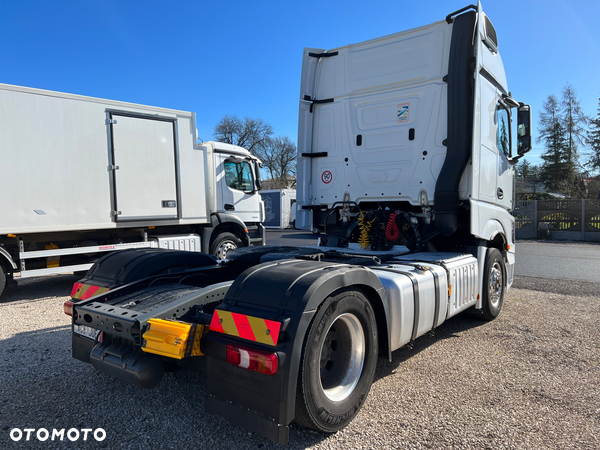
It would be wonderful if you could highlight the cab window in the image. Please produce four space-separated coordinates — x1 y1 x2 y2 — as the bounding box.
496 106 511 157
224 160 254 192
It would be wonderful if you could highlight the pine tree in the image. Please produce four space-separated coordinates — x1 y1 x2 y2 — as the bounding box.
537 95 573 193
561 84 588 166
516 159 540 181
587 96 600 172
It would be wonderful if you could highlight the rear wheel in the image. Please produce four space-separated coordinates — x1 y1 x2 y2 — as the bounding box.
295 288 378 432
0 264 6 298
209 232 243 260
481 248 505 320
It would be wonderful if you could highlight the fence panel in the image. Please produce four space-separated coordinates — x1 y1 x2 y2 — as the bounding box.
537 200 582 231
586 200 600 232
513 201 536 239
511 199 600 241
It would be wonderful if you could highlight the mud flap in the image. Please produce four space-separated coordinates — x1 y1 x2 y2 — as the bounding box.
201 258 386 444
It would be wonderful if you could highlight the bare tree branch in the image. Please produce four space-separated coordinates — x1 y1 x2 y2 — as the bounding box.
257 136 297 189
213 115 273 156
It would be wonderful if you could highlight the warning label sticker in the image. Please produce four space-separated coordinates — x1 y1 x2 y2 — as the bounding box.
321 171 333 184
397 103 410 123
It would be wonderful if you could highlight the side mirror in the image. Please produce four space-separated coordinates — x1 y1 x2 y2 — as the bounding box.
517 104 532 156
254 161 262 191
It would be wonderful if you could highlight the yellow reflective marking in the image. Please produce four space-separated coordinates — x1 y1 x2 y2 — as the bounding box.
218 311 240 338
247 316 274 346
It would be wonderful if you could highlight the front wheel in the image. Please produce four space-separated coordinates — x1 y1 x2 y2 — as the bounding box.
295 288 378 432
481 248 505 320
209 232 243 260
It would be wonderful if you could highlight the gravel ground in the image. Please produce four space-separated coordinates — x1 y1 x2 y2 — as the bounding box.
0 273 598 449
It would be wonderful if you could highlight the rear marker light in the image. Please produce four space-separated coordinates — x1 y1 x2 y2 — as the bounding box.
226 344 278 375
63 300 75 317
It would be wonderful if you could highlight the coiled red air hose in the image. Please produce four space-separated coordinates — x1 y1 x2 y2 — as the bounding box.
386 212 400 241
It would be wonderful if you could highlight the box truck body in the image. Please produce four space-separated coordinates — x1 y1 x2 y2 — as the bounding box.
260 189 296 228
0 84 265 295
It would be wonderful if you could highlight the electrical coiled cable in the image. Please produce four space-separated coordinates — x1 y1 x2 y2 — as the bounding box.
386 212 400 242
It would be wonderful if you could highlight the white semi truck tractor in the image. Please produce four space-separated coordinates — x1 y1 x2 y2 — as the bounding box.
64 2 531 444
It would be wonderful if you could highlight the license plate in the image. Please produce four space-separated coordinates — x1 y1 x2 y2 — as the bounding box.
73 324 100 340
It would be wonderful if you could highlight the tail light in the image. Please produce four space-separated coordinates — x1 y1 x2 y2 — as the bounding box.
226 344 278 375
64 300 75 317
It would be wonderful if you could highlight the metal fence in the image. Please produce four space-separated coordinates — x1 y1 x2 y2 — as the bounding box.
512 200 600 241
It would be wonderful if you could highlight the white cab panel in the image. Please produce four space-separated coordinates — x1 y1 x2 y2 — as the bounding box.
299 20 453 209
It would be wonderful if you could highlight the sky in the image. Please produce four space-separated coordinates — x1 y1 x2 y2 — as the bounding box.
2 0 600 168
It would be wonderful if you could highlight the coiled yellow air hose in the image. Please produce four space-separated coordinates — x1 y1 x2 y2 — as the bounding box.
358 212 376 250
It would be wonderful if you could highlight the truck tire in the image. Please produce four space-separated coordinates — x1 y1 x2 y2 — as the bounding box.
295 288 378 432
0 264 6 298
481 248 505 320
209 232 242 260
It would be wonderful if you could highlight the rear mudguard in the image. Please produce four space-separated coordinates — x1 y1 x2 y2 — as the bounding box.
70 248 231 365
201 258 387 444
79 248 219 288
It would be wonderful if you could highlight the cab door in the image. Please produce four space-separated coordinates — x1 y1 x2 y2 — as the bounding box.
495 103 514 211
215 153 261 223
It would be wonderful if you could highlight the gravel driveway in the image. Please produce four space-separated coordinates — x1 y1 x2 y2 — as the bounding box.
0 272 598 449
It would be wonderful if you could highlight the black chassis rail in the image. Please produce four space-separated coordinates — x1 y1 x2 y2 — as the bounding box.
73 280 233 345
201 258 387 444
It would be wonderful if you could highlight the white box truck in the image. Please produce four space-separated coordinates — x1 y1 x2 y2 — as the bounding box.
0 84 265 297
63 2 531 444
260 189 296 228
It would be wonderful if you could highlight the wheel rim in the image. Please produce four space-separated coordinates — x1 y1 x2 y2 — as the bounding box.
319 313 365 402
215 240 237 260
489 261 503 307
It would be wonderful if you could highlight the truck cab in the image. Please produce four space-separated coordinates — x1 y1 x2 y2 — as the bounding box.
210 142 263 225
206 141 265 258
295 2 531 286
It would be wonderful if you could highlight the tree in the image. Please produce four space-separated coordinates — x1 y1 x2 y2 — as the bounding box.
256 136 297 189
515 159 543 200
213 114 273 156
213 114 297 189
587 96 600 173
561 84 588 166
516 159 540 181
537 94 572 193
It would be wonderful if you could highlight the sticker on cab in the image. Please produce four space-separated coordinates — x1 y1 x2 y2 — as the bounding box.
397 103 409 123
